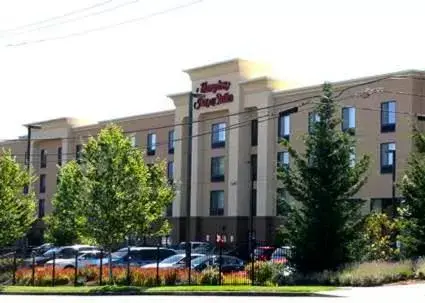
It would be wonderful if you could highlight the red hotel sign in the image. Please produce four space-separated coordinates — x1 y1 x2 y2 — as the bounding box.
194 80 234 110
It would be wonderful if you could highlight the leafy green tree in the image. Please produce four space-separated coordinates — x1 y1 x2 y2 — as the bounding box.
81 124 173 279
0 149 36 246
399 129 425 257
278 83 370 273
44 161 89 246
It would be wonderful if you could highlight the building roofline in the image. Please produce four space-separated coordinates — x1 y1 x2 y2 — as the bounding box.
183 57 251 74
273 69 425 98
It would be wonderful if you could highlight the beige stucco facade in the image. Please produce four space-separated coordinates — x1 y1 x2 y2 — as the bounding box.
1 58 424 245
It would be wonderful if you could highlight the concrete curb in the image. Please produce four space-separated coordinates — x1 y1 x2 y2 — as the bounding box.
0 291 342 297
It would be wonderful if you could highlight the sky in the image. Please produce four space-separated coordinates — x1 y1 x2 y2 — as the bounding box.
0 0 424 139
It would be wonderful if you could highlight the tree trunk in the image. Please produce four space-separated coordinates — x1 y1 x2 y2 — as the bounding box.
108 250 113 283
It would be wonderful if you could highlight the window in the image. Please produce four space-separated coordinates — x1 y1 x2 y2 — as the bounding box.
278 113 291 140
251 189 257 216
211 123 226 148
251 119 258 146
40 149 47 168
342 107 356 133
129 134 137 147
381 101 396 132
380 142 396 174
167 161 174 183
76 144 82 163
276 188 286 216
210 190 224 216
168 130 175 154
39 174 46 194
166 203 173 217
57 147 62 166
147 133 156 156
308 112 320 133
277 151 290 169
24 151 29 166
251 154 257 181
211 156 225 182
38 199 45 218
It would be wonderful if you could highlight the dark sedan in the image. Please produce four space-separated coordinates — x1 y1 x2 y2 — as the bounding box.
191 255 244 273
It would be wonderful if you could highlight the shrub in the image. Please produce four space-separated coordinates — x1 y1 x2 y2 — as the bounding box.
415 258 425 279
245 261 283 285
199 267 221 285
223 271 249 285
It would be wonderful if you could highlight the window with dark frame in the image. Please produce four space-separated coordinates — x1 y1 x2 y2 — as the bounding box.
166 203 173 217
308 112 320 133
39 174 46 194
147 133 156 156
57 147 62 166
278 113 291 140
168 130 175 154
342 107 356 134
76 144 82 163
381 101 396 132
210 190 224 216
277 151 290 169
276 188 286 216
251 119 258 146
38 199 45 218
211 123 226 148
380 142 396 174
40 149 47 168
211 156 225 182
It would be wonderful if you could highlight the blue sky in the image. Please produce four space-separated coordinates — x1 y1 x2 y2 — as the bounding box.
0 0 423 139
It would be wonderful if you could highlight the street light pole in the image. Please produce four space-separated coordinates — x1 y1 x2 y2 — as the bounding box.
391 149 396 216
25 125 42 185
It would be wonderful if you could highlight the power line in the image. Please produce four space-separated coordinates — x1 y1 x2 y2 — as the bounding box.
0 0 115 36
4 0 142 38
5 0 204 47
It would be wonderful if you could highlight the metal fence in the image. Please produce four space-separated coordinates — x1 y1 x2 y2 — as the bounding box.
0 240 288 287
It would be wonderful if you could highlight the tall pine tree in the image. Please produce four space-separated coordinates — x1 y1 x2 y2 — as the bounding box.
278 83 370 273
399 129 425 257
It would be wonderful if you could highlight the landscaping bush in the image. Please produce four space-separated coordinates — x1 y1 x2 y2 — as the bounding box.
199 267 221 285
223 271 249 285
415 258 425 279
245 261 284 285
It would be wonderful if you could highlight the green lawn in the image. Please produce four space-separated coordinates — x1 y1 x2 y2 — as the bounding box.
0 285 335 294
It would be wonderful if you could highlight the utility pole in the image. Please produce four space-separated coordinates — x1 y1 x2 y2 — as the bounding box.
390 149 396 217
185 92 201 284
25 124 42 174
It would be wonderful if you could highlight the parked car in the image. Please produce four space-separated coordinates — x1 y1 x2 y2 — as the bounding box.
270 246 292 264
45 250 102 269
99 247 176 267
175 242 214 254
141 253 205 269
254 246 275 261
23 245 97 267
191 255 244 273
31 243 54 256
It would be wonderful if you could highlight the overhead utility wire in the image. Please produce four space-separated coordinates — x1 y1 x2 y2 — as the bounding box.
0 0 114 36
4 0 142 38
0 73 421 144
5 0 204 47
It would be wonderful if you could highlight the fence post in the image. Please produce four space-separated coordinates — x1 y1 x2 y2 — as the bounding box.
126 245 131 286
52 251 56 287
74 252 78 286
31 253 35 286
218 243 223 286
156 243 160 286
12 251 17 285
99 250 103 286
251 240 255 286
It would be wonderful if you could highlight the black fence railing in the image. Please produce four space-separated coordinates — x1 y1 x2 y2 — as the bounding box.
0 240 289 287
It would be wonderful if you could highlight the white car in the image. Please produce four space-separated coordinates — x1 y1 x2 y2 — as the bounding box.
45 250 101 269
142 253 205 269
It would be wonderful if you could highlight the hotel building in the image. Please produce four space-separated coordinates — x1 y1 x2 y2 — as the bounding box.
1 58 424 245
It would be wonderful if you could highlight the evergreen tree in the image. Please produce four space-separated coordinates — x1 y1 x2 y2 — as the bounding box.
278 83 370 273
399 129 425 257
